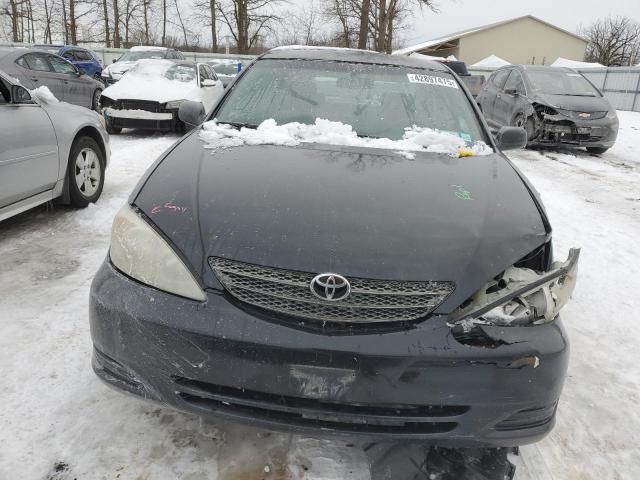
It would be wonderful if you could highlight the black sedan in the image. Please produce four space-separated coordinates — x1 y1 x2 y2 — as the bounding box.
477 65 618 154
0 47 103 110
90 47 579 447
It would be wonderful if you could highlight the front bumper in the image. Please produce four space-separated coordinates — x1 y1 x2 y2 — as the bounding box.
89 260 570 446
532 113 619 148
104 108 179 131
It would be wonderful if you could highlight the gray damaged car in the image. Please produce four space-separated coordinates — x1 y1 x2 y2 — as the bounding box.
0 70 109 222
477 65 618 154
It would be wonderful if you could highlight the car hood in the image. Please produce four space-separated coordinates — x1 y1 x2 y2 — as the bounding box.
532 92 612 112
102 76 200 103
134 134 548 312
104 61 137 75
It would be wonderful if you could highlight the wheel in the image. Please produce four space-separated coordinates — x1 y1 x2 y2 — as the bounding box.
513 112 535 140
586 146 609 155
92 89 102 112
67 137 105 208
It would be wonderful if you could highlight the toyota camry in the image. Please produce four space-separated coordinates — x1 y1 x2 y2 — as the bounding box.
90 47 579 447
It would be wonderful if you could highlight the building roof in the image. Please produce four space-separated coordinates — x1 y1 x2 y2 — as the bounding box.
394 15 588 55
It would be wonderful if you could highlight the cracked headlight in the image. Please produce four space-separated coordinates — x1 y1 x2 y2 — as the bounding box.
109 205 206 302
165 99 187 109
450 249 580 327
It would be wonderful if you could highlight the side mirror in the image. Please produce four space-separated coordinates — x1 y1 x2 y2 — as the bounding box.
11 85 33 104
178 101 206 127
112 59 117 64
201 79 217 87
495 126 527 151
77 68 85 76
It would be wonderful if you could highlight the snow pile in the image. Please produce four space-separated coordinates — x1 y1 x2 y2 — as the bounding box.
471 55 511 68
551 57 605 69
200 118 493 158
102 59 201 102
30 85 59 104
408 52 458 62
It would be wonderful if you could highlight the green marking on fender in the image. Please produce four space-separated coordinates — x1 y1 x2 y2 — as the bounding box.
451 185 473 201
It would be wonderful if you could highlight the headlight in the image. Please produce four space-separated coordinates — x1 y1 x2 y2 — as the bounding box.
449 249 580 327
165 99 187 109
109 205 206 302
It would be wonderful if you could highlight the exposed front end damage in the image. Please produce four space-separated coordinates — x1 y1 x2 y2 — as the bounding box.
527 103 618 149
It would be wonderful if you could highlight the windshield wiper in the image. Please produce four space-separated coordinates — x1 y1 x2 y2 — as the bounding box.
552 93 596 97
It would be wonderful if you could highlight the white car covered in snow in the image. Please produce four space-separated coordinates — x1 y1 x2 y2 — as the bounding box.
99 59 224 134
101 45 185 85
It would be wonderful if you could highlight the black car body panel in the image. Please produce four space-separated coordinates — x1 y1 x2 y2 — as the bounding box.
477 65 618 150
133 135 548 313
90 48 572 445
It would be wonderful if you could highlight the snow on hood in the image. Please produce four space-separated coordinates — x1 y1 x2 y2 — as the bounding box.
200 118 494 158
551 58 605 69
102 59 200 103
471 55 511 68
30 85 59 104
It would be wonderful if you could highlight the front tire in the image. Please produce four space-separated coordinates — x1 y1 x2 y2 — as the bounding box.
587 146 609 155
67 137 105 208
513 112 535 140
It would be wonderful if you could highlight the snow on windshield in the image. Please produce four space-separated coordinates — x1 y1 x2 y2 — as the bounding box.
200 118 493 158
102 59 200 102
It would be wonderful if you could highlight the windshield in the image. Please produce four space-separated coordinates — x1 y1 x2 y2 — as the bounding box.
127 60 196 83
215 59 485 142
211 63 240 76
118 50 166 62
528 70 600 97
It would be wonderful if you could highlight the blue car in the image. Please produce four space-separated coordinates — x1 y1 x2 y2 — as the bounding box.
32 44 103 80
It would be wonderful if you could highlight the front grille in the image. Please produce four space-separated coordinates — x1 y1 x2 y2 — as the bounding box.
119 99 159 112
174 377 464 434
209 257 454 324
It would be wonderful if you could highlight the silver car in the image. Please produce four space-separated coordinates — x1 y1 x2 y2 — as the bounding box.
0 47 104 111
0 70 110 222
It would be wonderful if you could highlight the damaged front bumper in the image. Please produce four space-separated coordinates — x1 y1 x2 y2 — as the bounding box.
89 259 570 447
531 110 618 148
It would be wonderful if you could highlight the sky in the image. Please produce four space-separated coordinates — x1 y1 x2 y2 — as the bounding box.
403 0 640 46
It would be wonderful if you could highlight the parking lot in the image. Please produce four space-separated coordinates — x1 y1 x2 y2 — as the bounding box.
0 110 639 479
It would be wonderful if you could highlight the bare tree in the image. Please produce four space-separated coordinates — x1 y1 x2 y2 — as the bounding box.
277 0 328 46
370 0 438 53
194 0 218 51
357 0 369 48
581 16 640 66
217 0 280 53
324 0 357 48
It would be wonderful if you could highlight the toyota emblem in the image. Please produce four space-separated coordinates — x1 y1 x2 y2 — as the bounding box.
310 273 351 301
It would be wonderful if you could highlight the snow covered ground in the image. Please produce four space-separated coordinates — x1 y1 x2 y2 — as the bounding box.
1 113 640 479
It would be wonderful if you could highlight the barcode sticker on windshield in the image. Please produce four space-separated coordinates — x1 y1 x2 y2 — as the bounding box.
407 74 459 89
